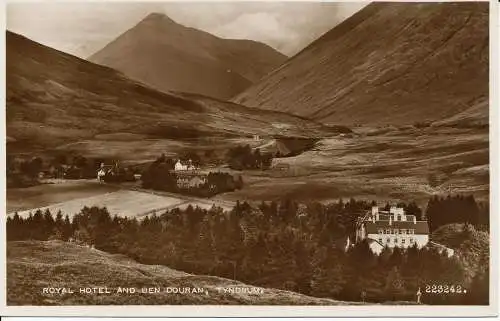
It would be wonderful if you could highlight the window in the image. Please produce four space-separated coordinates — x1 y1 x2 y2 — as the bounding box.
394 229 399 234
386 238 391 243
394 238 398 243
379 238 383 244
386 229 391 234
401 229 406 234
402 239 406 244
378 229 383 234
410 238 414 243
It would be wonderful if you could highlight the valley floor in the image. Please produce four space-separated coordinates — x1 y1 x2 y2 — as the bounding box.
7 126 489 217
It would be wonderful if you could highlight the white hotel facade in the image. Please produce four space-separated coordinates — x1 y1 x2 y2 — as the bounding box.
355 206 430 254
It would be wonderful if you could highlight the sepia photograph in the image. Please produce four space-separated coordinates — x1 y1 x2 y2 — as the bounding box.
1 0 497 317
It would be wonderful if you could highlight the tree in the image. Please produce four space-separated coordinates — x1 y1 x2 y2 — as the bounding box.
74 227 92 245
405 201 423 220
73 155 87 168
384 266 405 302
235 175 244 190
62 214 73 240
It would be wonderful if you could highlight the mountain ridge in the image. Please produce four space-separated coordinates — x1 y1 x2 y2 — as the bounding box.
6 30 329 155
233 2 488 126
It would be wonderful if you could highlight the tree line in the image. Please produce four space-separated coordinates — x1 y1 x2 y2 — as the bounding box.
6 153 134 187
226 145 273 170
7 195 488 305
426 195 488 231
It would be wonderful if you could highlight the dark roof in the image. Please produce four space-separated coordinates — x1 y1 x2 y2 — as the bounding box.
365 221 429 234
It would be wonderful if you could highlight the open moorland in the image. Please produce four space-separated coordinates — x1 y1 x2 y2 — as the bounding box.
215 126 489 207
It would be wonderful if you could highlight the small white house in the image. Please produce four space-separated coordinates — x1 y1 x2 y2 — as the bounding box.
97 163 113 182
174 160 188 171
174 159 198 172
97 168 107 181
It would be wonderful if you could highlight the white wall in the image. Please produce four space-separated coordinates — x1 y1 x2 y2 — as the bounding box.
367 233 429 250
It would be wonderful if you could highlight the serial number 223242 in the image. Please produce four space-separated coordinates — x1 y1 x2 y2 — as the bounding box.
425 284 467 294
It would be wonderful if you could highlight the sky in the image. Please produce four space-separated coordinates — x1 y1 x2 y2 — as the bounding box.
6 2 368 57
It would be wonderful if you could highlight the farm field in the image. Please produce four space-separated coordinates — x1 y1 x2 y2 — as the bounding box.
10 189 187 218
8 179 236 218
7 180 119 213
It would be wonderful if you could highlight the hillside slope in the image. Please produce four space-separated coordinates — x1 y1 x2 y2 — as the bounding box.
6 31 329 155
234 2 488 126
89 13 287 99
7 241 358 305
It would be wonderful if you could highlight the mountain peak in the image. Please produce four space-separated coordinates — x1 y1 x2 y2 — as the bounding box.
141 12 177 25
88 11 287 100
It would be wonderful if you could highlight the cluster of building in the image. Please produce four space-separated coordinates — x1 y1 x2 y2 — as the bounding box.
173 159 208 189
96 161 126 182
97 158 214 190
174 159 199 172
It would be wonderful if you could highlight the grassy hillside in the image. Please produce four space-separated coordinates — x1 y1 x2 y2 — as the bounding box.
6 31 330 159
89 13 286 99
7 240 359 305
234 2 488 126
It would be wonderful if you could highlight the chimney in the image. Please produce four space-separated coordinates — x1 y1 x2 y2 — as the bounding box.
389 215 392 225
413 216 417 224
372 206 379 221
